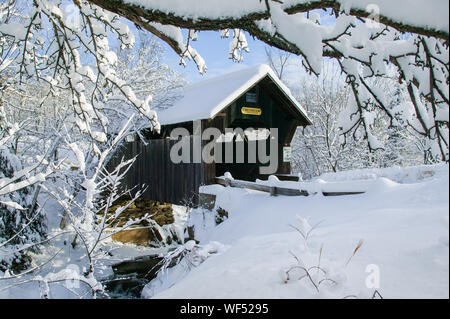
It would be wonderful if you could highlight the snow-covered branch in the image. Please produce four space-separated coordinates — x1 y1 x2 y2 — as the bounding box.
85 0 449 160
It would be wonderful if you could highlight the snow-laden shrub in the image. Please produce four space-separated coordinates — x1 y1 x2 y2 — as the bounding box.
0 148 46 273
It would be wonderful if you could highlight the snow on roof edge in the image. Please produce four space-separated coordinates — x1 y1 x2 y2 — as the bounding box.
157 64 311 126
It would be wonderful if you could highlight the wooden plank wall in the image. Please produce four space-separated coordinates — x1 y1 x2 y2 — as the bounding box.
108 136 215 207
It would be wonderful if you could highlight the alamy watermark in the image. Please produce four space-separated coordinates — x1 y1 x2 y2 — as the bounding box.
365 4 381 29
169 120 280 175
365 264 380 289
63 3 81 29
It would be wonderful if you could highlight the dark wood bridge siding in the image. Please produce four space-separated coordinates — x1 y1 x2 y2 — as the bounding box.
108 137 215 207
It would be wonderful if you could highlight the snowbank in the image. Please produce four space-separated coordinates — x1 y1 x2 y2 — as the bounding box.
254 163 449 194
145 163 449 299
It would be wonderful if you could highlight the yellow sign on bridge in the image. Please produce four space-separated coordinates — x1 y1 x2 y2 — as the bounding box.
241 107 262 116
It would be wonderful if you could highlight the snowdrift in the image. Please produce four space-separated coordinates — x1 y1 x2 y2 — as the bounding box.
144 163 449 299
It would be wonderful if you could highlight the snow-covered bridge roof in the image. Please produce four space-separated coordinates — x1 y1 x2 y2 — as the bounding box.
157 64 311 126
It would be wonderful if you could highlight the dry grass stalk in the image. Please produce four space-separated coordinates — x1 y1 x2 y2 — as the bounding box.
345 239 364 267
317 243 324 274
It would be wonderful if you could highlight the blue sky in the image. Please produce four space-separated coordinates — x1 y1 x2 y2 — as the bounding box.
154 10 338 86
157 29 315 92
161 30 274 83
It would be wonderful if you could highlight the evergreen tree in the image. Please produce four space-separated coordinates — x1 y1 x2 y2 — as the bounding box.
0 148 46 273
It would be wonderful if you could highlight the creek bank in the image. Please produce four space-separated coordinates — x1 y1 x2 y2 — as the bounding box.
103 252 178 298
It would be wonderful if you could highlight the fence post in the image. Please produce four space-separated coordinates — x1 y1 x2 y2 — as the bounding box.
270 186 277 196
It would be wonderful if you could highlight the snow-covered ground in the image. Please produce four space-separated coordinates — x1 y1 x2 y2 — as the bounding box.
144 163 449 299
1 163 448 299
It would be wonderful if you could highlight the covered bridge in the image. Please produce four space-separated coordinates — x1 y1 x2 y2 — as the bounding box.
110 64 311 206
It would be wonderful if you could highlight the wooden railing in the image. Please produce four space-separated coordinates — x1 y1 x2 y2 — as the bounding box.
214 177 366 197
215 177 308 196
